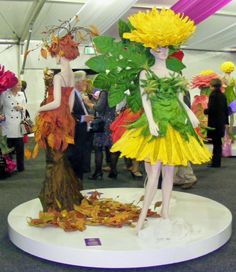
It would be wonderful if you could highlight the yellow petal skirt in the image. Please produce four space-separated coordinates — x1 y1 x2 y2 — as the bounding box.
111 125 211 166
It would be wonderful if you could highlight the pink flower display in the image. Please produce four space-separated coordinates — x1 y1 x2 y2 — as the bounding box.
0 65 18 93
191 72 219 89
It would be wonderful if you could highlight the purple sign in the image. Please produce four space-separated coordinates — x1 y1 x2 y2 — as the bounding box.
84 238 102 246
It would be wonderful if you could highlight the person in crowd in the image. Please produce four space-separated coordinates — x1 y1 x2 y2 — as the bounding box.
85 90 116 179
174 89 197 189
67 71 94 180
204 78 229 167
21 80 27 102
0 79 26 172
174 163 197 189
124 158 143 178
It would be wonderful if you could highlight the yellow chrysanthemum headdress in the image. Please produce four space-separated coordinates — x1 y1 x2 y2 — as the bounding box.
123 8 196 50
220 61 235 73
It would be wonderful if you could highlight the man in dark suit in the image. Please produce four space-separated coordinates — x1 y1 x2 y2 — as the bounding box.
67 71 94 180
205 78 229 167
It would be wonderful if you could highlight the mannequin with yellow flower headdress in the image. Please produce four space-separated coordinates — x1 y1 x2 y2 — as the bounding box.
220 61 236 135
87 9 211 233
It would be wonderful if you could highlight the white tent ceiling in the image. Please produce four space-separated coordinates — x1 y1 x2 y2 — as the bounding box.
0 0 236 52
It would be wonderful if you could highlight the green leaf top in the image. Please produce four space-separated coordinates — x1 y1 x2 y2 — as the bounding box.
86 35 155 111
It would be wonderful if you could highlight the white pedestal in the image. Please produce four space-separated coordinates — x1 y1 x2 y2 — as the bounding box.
8 188 232 268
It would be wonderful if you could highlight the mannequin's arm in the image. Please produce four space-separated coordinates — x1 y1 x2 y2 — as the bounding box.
140 70 159 136
38 75 61 112
178 92 199 128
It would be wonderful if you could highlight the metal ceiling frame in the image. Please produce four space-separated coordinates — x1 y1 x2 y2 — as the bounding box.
20 0 47 42
20 0 47 75
1 0 235 74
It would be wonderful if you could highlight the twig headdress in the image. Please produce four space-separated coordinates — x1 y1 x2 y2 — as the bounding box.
41 18 99 60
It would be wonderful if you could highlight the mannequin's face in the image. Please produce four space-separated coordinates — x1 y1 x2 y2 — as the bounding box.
151 47 168 60
11 81 22 92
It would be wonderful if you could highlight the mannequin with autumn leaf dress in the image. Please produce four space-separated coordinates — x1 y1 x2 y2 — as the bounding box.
34 33 85 211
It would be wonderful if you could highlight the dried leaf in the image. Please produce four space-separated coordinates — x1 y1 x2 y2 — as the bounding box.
89 191 103 201
47 133 54 148
32 143 39 159
24 148 32 160
55 198 62 209
154 201 162 209
65 135 74 144
29 193 158 232
137 195 144 204
77 31 86 42
24 50 31 58
89 25 99 36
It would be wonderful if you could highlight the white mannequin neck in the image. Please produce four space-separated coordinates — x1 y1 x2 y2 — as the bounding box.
60 57 71 74
150 48 169 77
57 57 74 86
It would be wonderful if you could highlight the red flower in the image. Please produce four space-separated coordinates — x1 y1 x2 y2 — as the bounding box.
169 50 184 61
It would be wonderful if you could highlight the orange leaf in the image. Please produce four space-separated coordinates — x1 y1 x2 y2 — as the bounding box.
24 148 32 159
32 143 39 159
47 134 54 148
65 135 74 144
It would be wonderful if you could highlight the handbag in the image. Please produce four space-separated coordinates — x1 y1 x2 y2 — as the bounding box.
89 117 105 133
222 131 232 157
20 113 34 135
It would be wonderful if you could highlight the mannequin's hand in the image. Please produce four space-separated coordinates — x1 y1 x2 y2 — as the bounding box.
148 119 159 136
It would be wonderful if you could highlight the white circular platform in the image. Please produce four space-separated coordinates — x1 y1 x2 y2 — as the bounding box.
8 188 232 268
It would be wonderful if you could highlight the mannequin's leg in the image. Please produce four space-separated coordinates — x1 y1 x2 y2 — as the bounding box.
135 161 162 233
161 165 175 218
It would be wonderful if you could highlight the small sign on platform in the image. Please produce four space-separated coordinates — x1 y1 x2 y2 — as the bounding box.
84 238 102 246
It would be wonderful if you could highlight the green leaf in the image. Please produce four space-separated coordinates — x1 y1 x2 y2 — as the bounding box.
93 74 111 90
92 36 115 54
118 20 132 39
126 87 142 112
166 57 186 73
86 35 155 112
86 55 107 73
108 84 126 107
168 46 181 55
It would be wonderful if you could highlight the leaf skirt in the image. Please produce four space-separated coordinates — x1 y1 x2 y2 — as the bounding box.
111 125 211 166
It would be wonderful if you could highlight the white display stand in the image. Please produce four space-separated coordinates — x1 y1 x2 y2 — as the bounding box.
8 188 232 268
